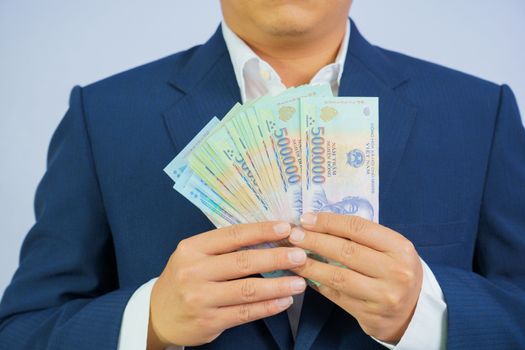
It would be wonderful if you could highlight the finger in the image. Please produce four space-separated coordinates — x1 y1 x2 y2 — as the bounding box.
190 221 292 255
217 296 293 329
211 276 306 307
203 247 307 280
313 284 370 317
288 227 390 278
291 257 381 301
300 212 404 251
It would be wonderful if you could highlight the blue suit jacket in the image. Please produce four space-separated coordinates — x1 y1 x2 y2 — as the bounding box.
1 21 525 350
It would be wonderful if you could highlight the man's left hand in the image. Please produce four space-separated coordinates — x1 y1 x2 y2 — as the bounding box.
289 212 423 343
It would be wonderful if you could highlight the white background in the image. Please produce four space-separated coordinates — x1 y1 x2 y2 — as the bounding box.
1 0 524 295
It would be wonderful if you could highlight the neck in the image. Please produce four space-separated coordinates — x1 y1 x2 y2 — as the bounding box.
233 21 347 87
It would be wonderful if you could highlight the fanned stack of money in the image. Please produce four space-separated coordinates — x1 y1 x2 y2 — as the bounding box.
164 84 378 277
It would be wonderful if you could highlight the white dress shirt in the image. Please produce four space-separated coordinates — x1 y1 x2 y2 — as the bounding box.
117 20 447 350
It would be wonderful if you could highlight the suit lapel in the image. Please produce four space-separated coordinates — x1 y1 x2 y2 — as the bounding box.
294 20 417 349
163 26 294 350
163 27 241 150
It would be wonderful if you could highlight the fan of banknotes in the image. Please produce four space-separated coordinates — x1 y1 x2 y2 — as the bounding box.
164 84 378 278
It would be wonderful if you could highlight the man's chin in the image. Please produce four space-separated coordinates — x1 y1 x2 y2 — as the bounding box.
264 26 310 38
255 18 316 39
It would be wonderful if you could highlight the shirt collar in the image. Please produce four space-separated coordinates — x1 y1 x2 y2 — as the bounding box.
222 19 351 102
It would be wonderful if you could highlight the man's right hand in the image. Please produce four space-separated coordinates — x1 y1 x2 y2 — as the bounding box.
147 221 307 349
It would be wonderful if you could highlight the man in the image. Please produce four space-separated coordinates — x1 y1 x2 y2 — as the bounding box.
1 1 524 349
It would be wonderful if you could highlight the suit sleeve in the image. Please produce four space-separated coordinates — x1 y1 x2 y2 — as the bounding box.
0 86 136 350
430 85 525 349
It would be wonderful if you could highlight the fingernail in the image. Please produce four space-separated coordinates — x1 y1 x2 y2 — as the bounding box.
288 249 307 264
275 296 293 308
273 222 291 236
290 278 306 292
301 213 317 227
289 228 305 243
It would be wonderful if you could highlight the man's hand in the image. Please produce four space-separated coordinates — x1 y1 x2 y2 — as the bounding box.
148 222 308 349
289 212 423 343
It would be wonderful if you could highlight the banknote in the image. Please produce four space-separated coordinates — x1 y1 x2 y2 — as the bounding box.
174 166 245 227
163 117 220 184
192 124 273 219
301 96 379 221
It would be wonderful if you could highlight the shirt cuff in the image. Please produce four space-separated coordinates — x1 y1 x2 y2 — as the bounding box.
117 277 185 350
373 258 448 350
